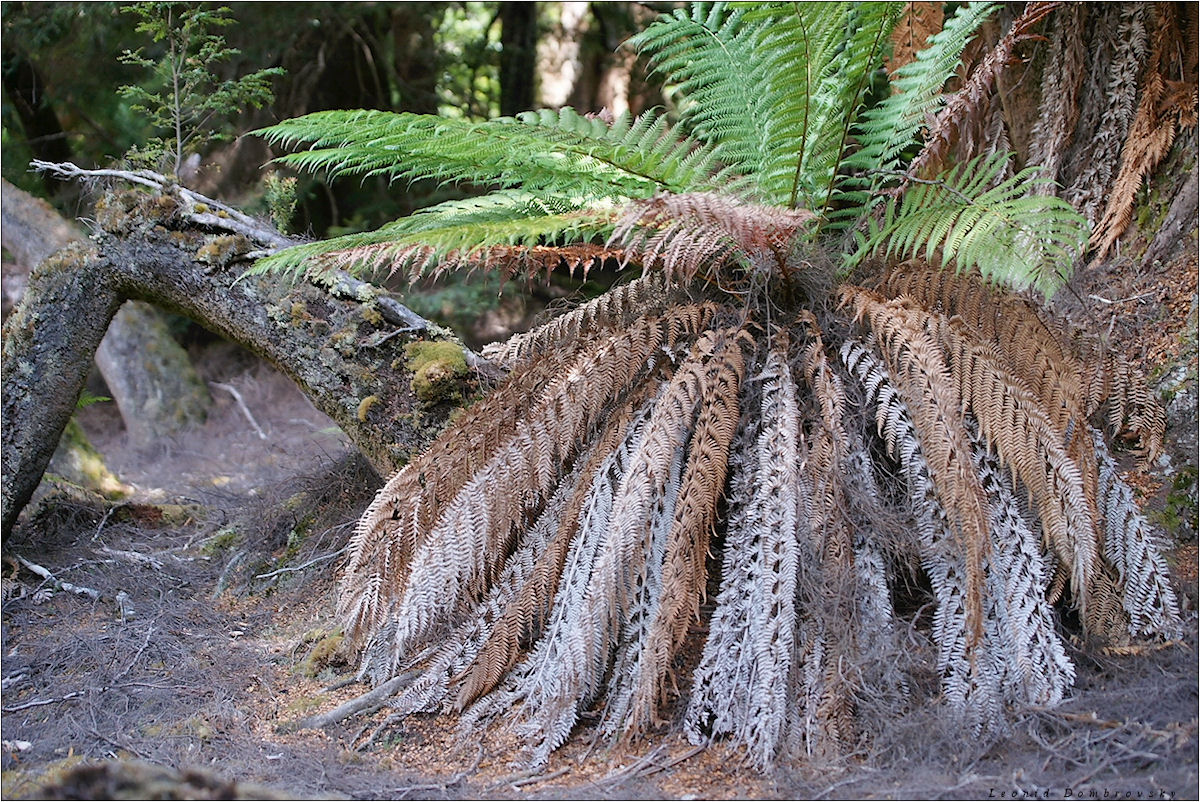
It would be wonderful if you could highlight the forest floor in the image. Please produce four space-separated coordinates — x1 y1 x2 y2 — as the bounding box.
2 251 1197 801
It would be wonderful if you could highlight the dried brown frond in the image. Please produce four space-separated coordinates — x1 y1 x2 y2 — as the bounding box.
610 192 816 285
882 262 1085 435
340 346 569 644
626 327 747 736
881 261 1165 467
453 375 665 709
907 2 1058 181
926 313 1105 630
888 2 945 80
794 312 858 754
1028 3 1087 192
1081 349 1167 466
482 272 677 368
839 286 989 650
1063 4 1150 225
344 302 723 680
1090 3 1199 260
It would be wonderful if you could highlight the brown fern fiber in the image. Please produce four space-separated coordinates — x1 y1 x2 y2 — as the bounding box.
907 2 1059 181
342 303 719 645
626 328 747 735
453 375 666 709
610 193 816 285
841 286 989 647
882 264 1165 465
1091 3 1198 260
929 314 1103 626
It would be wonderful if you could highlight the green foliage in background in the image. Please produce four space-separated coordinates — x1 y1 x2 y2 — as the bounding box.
117 2 282 176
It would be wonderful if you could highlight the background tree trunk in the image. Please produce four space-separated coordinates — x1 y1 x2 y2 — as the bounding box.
1 178 211 446
2 188 474 538
500 3 539 117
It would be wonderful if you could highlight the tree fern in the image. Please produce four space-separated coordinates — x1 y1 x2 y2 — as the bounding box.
248 1 1180 773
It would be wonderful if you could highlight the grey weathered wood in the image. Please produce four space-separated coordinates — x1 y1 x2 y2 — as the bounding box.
2 178 211 446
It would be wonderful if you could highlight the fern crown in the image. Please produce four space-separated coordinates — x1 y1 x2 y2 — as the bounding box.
255 1 1087 295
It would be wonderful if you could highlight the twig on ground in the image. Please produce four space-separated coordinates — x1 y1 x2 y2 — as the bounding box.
389 741 483 798
1 672 28 691
2 690 85 712
112 625 158 683
14 555 102 600
1089 291 1155 305
358 711 405 752
99 545 164 570
92 505 119 541
513 766 571 788
599 744 669 787
321 675 359 693
210 382 268 440
254 546 347 580
84 725 149 760
280 671 415 732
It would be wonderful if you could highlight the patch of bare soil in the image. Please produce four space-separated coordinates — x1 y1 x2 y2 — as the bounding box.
3 335 1197 800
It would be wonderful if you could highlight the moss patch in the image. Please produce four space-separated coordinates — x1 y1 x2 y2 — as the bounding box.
298 629 346 678
404 341 469 405
195 234 251 267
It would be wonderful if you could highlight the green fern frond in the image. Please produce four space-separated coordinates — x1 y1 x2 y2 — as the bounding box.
749 2 901 212
855 154 1089 295
256 107 716 202
249 191 617 279
846 2 999 188
628 4 771 188
632 3 902 212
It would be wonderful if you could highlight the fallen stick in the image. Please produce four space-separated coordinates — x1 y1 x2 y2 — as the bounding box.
2 690 84 712
279 671 416 732
254 546 347 579
15 555 102 600
209 382 268 440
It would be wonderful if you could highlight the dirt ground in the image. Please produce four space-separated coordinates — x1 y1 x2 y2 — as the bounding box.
2 251 1198 799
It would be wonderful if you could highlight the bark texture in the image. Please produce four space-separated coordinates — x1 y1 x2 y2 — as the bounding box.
2 188 475 539
2 178 211 445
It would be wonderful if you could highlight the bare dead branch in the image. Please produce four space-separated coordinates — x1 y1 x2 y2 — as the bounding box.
14 555 102 600
210 381 268 440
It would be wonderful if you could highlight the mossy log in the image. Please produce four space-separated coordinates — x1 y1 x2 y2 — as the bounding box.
2 178 211 445
2 186 484 538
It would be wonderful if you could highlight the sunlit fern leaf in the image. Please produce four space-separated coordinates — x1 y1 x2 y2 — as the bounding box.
847 2 1001 191
248 190 618 279
257 107 715 199
627 4 772 191
856 154 1089 296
